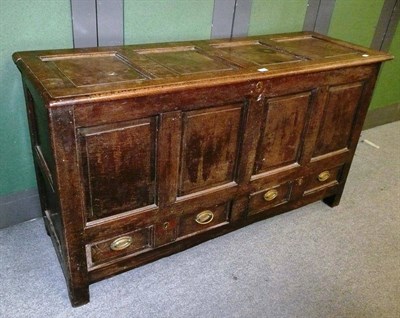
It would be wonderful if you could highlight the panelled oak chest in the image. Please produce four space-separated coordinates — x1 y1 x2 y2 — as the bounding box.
13 32 392 306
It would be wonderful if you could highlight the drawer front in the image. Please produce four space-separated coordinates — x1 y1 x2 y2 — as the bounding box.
248 182 292 216
178 202 230 238
87 226 153 268
303 166 342 195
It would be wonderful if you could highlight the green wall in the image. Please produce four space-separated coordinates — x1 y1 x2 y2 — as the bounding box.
328 0 400 110
0 0 73 196
124 0 214 44
370 25 400 109
329 0 385 47
248 0 308 35
123 0 310 44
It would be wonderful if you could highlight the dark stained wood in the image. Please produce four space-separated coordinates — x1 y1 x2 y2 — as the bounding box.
154 217 178 247
13 32 392 306
88 226 153 268
22 82 57 238
302 166 343 196
324 65 382 207
179 104 243 195
157 111 182 207
78 118 157 221
12 32 391 103
248 181 293 216
177 202 230 238
86 183 340 284
235 82 265 184
313 82 364 157
254 92 312 174
48 107 90 307
48 53 147 86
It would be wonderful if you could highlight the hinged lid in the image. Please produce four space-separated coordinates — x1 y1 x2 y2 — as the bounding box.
13 32 392 106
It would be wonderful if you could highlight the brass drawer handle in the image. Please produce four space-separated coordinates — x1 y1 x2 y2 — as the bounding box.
263 189 278 201
318 170 330 182
110 236 133 251
195 210 214 225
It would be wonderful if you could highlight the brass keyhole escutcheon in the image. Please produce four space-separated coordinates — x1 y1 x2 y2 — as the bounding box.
110 236 133 251
195 210 214 225
318 171 330 182
263 189 278 201
163 222 169 230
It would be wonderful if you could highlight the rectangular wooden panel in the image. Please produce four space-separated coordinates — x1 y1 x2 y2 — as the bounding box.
313 82 364 157
45 53 147 87
253 92 312 174
179 104 244 196
79 118 157 221
212 41 301 66
136 46 234 75
271 35 359 59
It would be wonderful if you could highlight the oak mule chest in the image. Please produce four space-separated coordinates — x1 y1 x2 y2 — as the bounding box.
13 32 392 306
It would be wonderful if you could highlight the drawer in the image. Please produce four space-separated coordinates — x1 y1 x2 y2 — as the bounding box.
87 226 153 268
303 166 342 195
248 182 292 216
178 202 230 238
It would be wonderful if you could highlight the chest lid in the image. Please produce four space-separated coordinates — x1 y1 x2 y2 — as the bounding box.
13 31 392 106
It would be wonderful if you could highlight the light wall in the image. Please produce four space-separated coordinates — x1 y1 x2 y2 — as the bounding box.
328 0 400 110
248 0 308 35
370 24 400 109
124 0 214 44
0 0 73 196
329 0 385 47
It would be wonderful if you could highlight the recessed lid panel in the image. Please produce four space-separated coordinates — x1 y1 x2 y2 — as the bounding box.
270 36 361 59
212 41 302 65
42 53 147 87
135 46 234 75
